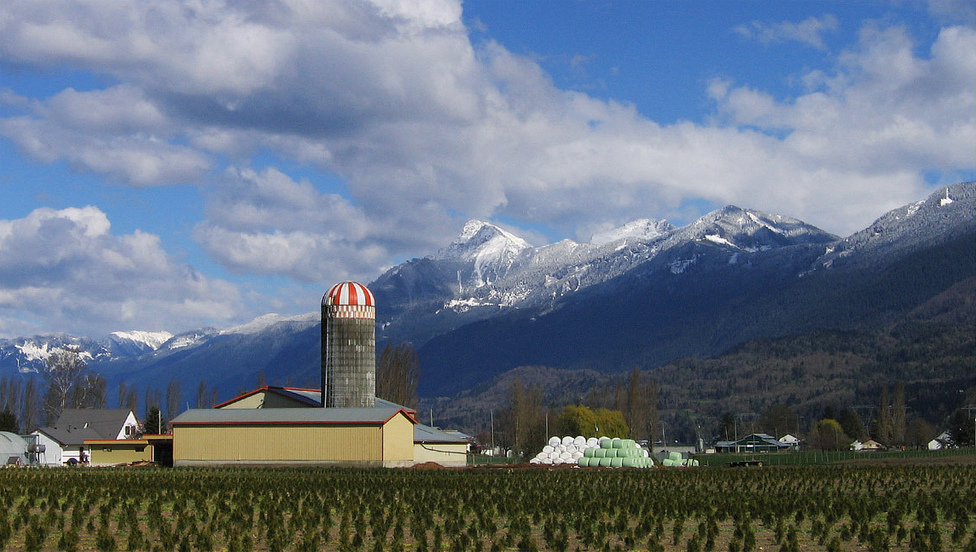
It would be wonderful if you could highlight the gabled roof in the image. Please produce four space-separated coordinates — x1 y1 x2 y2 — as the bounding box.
171 406 418 427
215 386 418 416
214 386 321 408
35 409 135 446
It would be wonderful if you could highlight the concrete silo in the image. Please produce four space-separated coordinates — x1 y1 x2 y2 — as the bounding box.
321 281 376 408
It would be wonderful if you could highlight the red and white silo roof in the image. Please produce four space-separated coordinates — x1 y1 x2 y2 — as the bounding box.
324 281 375 307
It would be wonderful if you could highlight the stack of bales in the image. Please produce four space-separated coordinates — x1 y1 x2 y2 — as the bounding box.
529 436 653 468
661 450 700 467
530 436 588 465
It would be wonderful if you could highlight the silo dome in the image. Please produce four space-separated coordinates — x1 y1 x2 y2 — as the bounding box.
324 281 375 307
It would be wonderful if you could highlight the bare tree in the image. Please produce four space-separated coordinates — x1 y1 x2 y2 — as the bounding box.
500 378 546 457
622 367 658 442
22 375 40 432
165 379 181 424
71 373 107 409
125 387 138 413
375 343 421 409
872 387 893 445
196 380 209 408
892 381 906 447
42 347 89 424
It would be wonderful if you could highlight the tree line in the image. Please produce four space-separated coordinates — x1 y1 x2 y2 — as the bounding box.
494 367 659 458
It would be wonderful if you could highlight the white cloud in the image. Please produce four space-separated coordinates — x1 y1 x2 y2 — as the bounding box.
735 15 839 50
0 206 243 337
194 167 392 282
0 0 973 296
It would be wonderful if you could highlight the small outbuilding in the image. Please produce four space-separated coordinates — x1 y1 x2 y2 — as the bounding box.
0 431 27 466
85 435 174 467
413 425 470 467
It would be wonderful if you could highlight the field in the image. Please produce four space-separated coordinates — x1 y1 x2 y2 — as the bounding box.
1 460 974 552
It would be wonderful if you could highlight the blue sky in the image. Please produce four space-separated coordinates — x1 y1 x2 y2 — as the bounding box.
1 0 974 338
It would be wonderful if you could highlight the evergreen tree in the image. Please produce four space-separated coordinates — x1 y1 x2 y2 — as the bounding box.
838 407 865 441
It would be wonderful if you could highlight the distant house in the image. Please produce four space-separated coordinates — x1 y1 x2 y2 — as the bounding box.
778 434 800 451
928 431 952 450
715 433 791 453
31 409 139 466
850 439 885 452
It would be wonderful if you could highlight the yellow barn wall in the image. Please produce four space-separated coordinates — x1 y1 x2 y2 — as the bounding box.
88 442 152 466
382 413 415 463
174 414 415 465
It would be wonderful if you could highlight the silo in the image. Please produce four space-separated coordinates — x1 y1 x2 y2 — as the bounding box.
321 281 376 408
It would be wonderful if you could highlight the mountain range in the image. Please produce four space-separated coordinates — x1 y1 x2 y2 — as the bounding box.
1 182 973 416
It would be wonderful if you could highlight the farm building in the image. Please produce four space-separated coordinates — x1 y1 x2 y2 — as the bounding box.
714 433 791 454
85 435 174 467
173 385 468 466
170 282 466 467
31 409 139 466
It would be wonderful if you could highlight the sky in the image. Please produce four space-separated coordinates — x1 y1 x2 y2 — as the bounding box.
1 0 974 339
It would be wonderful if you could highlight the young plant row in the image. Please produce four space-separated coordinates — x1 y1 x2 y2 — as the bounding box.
0 463 973 552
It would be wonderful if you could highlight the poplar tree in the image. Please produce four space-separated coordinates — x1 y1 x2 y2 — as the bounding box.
375 343 421 409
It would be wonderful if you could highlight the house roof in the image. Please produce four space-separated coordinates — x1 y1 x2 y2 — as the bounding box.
170 405 418 427
414 424 470 444
35 409 135 446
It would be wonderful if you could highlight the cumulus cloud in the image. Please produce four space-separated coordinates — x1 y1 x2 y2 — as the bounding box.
0 206 243 337
1 0 973 297
194 167 391 282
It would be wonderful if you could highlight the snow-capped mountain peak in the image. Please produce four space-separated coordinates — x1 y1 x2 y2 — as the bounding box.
435 220 532 263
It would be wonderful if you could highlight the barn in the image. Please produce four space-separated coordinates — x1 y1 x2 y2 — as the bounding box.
170 282 464 467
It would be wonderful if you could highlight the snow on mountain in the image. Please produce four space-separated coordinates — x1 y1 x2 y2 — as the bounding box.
815 182 975 270
219 312 318 336
110 330 173 350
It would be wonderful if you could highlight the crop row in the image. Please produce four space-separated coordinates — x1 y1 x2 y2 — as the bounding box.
0 464 973 552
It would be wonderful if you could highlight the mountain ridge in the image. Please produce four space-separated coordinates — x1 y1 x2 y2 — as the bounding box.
1 182 972 409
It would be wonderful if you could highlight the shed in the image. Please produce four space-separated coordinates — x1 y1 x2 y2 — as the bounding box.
413 424 470 467
85 435 174 467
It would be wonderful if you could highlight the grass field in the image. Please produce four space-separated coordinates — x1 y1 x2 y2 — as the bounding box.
1 457 974 552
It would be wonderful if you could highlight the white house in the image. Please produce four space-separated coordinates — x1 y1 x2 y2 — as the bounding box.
778 434 800 450
927 431 952 451
32 409 139 466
